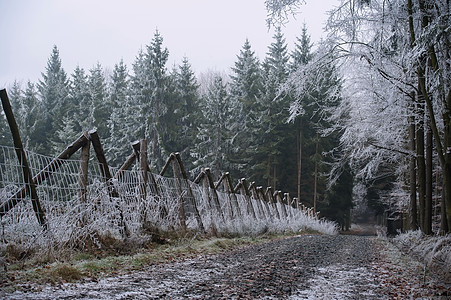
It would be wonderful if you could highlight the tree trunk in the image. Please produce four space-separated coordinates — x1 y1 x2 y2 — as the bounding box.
408 99 418 230
416 92 426 232
313 133 319 214
297 118 302 201
425 117 433 234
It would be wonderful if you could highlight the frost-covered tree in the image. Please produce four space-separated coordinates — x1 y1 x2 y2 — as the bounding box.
290 23 313 70
87 63 110 140
229 39 263 180
70 66 90 133
170 57 201 169
130 30 170 171
106 60 135 166
193 75 232 178
258 27 292 190
37 45 70 154
268 0 451 234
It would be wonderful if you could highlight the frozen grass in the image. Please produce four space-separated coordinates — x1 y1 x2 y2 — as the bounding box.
392 230 451 283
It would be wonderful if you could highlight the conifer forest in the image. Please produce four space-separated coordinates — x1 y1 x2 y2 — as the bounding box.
1 0 450 238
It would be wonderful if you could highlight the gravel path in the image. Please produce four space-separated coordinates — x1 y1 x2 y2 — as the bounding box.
3 235 449 299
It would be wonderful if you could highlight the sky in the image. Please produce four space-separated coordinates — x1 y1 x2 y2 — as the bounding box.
0 0 339 88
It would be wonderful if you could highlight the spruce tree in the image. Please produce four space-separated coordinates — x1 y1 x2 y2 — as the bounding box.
173 57 201 169
258 27 292 189
70 66 90 133
106 60 134 166
193 75 232 178
229 39 262 180
130 30 170 170
291 24 313 70
37 45 70 154
88 63 110 140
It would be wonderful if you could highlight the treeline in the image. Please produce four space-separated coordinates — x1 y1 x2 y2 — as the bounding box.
0 27 352 229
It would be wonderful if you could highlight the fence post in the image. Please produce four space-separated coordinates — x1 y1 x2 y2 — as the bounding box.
174 153 205 233
171 154 187 232
266 187 280 219
249 181 265 219
284 193 293 219
240 178 256 219
78 131 90 204
215 173 234 219
276 191 288 219
257 186 272 220
139 139 149 225
226 173 241 218
88 129 129 238
205 168 224 221
0 89 48 230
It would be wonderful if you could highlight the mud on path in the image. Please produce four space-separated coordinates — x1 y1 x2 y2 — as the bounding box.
2 235 449 299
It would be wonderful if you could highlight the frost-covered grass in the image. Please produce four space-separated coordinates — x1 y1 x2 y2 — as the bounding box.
392 230 451 283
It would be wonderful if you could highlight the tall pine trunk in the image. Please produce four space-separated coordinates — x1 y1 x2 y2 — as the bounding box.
425 116 433 234
297 118 302 201
409 96 418 230
416 92 426 231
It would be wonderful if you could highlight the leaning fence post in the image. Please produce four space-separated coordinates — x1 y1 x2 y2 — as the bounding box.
204 168 224 221
78 131 90 207
0 89 48 230
139 139 149 225
226 173 241 218
276 191 288 219
257 186 272 220
171 154 187 232
88 129 129 238
174 153 205 233
240 178 256 219
249 181 265 219
266 187 280 219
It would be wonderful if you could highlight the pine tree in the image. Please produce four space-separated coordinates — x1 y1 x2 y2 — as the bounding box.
88 63 110 140
258 27 292 189
37 45 70 154
172 57 201 169
70 66 90 133
229 39 263 181
291 24 313 70
193 75 232 178
22 82 40 149
106 59 134 166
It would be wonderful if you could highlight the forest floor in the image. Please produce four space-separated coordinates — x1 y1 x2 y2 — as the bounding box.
1 231 450 299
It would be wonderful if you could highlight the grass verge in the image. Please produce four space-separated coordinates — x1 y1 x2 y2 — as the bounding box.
0 231 317 292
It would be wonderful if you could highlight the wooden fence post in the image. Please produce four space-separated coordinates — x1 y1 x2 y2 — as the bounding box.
240 178 256 219
78 131 90 204
88 129 129 238
257 186 272 220
266 187 280 219
204 168 224 221
249 182 265 219
171 154 187 232
284 193 293 219
139 139 149 225
0 89 47 230
214 173 235 219
174 153 205 233
276 191 288 219
226 173 241 218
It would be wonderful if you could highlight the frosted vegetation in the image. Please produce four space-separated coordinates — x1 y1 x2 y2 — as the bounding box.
0 144 337 257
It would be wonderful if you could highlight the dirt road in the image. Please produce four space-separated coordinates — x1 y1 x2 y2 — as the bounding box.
2 235 449 299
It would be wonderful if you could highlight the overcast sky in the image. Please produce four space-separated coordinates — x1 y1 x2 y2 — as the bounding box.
0 0 338 88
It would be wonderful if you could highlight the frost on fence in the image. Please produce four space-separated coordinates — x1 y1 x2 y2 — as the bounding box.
0 145 336 252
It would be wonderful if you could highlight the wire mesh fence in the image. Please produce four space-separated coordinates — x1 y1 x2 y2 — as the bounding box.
0 144 331 253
